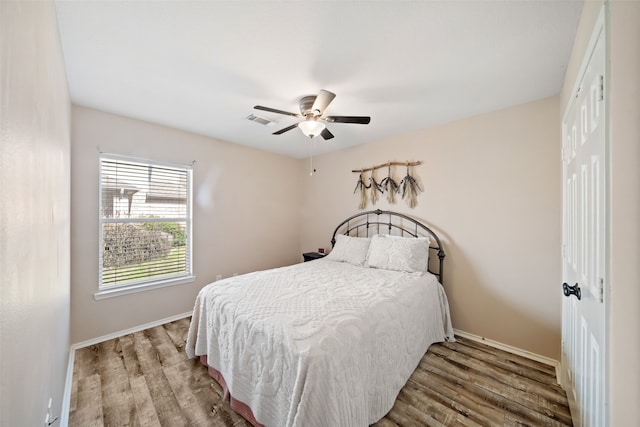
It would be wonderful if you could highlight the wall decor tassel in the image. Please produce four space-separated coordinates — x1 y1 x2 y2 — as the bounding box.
353 172 370 209
352 161 421 207
399 165 423 208
369 169 383 205
380 163 399 204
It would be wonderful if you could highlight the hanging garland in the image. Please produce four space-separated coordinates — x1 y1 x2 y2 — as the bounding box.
352 161 422 209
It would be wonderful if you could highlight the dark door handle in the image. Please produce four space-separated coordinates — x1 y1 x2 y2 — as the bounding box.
563 282 581 300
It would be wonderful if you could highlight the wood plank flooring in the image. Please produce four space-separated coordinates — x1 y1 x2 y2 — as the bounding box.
69 318 572 427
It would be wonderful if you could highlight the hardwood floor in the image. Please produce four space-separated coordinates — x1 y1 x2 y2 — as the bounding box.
69 318 572 427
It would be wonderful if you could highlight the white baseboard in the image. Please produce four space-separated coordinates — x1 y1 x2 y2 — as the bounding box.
453 328 561 382
59 311 193 426
72 310 193 350
59 345 76 427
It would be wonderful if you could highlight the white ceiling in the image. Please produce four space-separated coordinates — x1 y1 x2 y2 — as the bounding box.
55 1 583 159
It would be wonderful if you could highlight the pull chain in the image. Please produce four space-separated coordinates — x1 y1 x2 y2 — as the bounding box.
309 138 317 176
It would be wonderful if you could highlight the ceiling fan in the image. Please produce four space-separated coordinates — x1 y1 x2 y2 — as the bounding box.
254 89 371 140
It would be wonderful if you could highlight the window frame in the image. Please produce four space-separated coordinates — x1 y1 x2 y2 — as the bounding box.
95 154 195 300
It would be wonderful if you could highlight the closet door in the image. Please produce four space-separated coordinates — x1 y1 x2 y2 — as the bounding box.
561 9 607 427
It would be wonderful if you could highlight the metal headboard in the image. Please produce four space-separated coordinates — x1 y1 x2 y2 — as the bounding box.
330 209 446 284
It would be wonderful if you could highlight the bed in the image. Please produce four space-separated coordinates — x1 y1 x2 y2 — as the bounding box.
186 209 454 427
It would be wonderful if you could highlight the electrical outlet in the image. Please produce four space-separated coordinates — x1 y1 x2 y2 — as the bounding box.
44 413 59 426
43 398 58 426
232 272 238 277
215 275 222 281
44 398 52 426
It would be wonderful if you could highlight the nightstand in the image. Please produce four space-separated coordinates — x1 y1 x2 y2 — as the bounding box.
303 252 326 262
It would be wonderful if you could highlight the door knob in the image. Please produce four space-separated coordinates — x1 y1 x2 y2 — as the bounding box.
563 282 581 300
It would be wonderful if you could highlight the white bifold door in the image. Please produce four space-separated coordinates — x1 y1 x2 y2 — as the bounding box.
561 9 607 427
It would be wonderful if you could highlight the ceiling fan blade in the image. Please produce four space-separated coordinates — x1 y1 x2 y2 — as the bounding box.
324 116 371 124
320 128 334 140
272 123 299 135
254 105 301 118
311 90 336 115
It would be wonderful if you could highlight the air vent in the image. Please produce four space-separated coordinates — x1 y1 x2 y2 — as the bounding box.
246 113 275 126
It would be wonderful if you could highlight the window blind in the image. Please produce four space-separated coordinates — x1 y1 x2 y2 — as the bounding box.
99 155 192 289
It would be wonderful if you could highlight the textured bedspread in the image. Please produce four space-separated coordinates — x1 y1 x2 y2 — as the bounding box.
186 259 454 427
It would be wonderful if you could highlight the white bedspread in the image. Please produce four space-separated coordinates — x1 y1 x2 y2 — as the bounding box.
186 259 454 427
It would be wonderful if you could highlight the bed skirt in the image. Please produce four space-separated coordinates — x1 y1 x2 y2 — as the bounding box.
199 355 265 427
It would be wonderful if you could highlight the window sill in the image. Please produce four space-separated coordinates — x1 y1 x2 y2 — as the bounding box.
94 275 196 300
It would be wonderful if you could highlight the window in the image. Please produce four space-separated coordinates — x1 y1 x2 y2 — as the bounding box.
98 154 193 297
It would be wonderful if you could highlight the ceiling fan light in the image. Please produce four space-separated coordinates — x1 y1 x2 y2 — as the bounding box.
298 120 326 138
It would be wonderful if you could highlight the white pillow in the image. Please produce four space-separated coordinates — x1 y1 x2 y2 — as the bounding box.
365 234 430 273
326 234 371 266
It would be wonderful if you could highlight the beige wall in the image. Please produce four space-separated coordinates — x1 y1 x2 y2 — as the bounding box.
608 2 640 422
70 106 302 343
0 1 71 425
560 1 640 424
300 96 562 359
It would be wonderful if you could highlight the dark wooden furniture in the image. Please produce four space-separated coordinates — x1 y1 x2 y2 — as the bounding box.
302 252 326 262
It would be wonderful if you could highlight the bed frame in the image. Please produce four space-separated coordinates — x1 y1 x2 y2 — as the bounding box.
330 209 446 284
